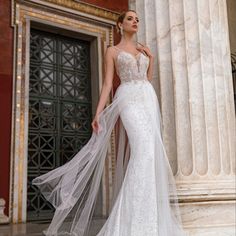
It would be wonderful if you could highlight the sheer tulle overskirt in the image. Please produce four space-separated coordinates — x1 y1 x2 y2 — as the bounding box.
32 80 186 236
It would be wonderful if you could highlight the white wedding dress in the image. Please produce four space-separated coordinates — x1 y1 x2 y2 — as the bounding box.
33 46 187 236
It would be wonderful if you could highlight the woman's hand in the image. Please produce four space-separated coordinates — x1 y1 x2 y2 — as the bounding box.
137 43 154 81
136 44 154 59
91 114 100 134
90 47 114 134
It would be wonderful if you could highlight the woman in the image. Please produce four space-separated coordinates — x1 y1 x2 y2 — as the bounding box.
33 10 187 236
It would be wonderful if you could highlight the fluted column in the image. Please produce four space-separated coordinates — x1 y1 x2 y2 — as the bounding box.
130 0 236 234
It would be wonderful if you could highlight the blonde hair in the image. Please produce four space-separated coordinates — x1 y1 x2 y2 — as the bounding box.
116 10 137 35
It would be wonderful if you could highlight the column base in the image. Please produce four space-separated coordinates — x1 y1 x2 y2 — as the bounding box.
180 200 236 236
0 198 9 224
185 225 235 236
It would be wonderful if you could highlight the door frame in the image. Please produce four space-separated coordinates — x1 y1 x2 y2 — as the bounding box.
10 0 119 223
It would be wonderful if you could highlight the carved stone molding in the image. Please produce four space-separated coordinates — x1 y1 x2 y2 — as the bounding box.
40 0 119 21
12 0 120 25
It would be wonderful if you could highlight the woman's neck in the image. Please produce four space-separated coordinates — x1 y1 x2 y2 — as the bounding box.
119 33 137 47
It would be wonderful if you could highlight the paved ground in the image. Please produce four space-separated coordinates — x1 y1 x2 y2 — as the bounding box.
0 219 106 236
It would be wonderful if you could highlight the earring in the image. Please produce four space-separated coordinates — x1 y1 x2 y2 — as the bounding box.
120 27 123 35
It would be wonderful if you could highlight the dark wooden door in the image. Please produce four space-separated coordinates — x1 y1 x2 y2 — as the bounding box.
27 28 92 221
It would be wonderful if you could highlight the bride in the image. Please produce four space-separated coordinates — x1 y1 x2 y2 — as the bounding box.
33 10 187 236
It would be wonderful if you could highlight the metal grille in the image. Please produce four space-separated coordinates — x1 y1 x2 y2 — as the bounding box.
231 52 236 111
27 29 92 221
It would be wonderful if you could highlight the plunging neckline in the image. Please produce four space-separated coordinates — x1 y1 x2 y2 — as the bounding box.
114 46 142 61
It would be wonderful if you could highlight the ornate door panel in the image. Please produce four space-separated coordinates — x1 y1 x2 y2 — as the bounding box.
27 29 92 221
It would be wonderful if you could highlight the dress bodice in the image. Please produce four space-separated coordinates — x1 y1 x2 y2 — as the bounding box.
114 46 150 83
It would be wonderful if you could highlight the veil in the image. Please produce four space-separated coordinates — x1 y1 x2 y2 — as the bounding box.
32 82 186 236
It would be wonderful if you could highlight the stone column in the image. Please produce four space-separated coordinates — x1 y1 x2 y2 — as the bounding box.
130 0 236 234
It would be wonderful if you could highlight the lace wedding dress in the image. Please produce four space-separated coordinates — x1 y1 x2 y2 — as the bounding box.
33 46 187 236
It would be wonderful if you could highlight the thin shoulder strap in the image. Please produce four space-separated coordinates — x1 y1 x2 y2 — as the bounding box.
113 46 122 51
112 46 121 66
136 41 145 47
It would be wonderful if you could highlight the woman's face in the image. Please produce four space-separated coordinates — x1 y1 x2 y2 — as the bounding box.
120 11 139 34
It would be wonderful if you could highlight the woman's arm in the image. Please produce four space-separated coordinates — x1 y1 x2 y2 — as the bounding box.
91 47 115 133
147 56 154 81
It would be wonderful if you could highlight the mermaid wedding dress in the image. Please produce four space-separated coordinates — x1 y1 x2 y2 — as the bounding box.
33 46 187 236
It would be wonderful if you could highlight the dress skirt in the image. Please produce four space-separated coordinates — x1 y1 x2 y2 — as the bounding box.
32 79 186 236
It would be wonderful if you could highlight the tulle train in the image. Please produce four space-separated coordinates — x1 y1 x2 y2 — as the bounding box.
32 80 186 236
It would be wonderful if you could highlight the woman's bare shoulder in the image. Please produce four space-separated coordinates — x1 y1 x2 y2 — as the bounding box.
106 45 119 52
105 46 119 60
106 46 115 55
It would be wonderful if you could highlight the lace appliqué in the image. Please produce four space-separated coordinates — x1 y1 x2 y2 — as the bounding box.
113 47 150 84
